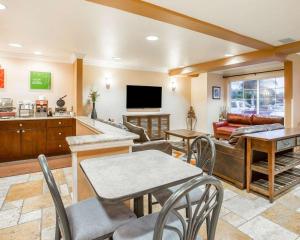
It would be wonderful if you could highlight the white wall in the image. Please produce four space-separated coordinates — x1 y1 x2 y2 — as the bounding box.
0 57 74 110
83 65 191 129
191 73 226 133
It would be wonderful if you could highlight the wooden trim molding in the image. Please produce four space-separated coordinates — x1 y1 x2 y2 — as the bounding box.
86 0 272 50
169 41 300 76
73 58 83 115
284 61 293 128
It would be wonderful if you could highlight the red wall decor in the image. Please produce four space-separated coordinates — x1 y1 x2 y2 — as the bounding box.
0 68 4 88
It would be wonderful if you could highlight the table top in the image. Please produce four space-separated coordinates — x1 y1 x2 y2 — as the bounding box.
165 129 206 139
244 128 300 141
80 150 203 202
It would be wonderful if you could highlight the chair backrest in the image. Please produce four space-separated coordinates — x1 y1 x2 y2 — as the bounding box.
153 176 223 240
38 154 72 240
187 135 216 175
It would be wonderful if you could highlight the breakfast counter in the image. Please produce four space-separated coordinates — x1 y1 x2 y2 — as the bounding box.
66 116 139 203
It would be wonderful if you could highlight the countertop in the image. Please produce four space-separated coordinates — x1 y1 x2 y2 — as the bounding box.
0 115 73 121
66 116 139 146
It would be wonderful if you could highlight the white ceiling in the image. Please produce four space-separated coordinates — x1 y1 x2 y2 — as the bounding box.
146 0 300 46
0 0 254 72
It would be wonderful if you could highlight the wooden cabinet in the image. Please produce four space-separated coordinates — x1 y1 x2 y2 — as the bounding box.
123 114 170 140
0 129 22 161
0 118 75 163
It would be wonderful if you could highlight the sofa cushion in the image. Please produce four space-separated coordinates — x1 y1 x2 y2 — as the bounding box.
228 123 250 128
228 124 284 145
252 114 284 125
217 126 238 135
227 113 252 125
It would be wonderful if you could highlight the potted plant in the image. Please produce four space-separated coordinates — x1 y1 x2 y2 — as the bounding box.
89 89 100 119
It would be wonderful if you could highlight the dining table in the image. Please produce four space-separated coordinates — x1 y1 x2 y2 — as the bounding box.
80 149 203 217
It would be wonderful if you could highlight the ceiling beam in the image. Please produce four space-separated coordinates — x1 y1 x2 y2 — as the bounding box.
169 41 300 76
86 0 273 50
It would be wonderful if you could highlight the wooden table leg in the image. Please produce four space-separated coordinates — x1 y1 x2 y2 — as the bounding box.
246 138 252 192
268 142 276 203
187 138 191 155
134 196 144 218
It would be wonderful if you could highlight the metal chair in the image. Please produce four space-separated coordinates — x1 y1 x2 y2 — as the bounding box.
38 154 136 240
152 135 216 211
113 175 223 240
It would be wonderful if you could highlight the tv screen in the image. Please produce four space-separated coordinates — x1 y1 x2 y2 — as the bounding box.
126 85 162 109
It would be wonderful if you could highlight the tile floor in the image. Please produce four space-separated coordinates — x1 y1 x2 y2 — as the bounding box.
0 166 300 239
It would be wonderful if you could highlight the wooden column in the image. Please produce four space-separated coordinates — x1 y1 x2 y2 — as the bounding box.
73 58 83 116
284 61 293 127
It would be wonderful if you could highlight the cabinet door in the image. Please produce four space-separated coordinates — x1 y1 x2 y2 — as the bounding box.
0 129 21 162
21 129 46 159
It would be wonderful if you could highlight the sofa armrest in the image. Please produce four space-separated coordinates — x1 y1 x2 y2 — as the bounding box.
213 121 228 129
132 140 172 155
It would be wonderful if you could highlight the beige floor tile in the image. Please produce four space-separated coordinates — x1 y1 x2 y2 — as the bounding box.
0 186 9 198
0 220 40 240
223 189 238 201
220 207 231 217
199 219 251 240
262 203 300 235
223 195 272 220
1 199 23 211
0 208 20 229
222 212 247 227
22 194 53 214
51 169 66 185
0 197 4 208
239 216 298 240
277 193 300 211
59 184 69 196
0 174 29 189
22 193 71 213
5 180 43 202
42 207 56 230
19 209 42 224
41 226 55 240
29 172 44 181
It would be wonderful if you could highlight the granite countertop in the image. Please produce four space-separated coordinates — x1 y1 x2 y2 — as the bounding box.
0 115 73 121
66 116 139 146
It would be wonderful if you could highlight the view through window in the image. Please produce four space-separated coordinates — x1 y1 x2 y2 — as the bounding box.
230 77 284 117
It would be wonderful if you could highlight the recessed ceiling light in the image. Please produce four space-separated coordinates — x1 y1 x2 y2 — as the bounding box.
225 53 234 57
0 3 6 10
34 51 42 55
146 35 159 41
112 57 121 61
8 43 22 48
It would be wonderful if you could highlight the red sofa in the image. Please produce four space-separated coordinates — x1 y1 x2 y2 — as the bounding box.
213 113 284 139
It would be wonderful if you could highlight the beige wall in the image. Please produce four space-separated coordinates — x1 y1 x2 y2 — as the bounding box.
83 65 191 129
191 73 226 133
288 54 300 127
0 57 74 110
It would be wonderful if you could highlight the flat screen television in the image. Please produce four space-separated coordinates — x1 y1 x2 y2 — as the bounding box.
126 85 162 109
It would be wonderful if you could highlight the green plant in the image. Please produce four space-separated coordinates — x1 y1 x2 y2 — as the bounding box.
89 89 100 103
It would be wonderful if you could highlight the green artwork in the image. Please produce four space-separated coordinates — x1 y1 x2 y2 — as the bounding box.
30 71 51 89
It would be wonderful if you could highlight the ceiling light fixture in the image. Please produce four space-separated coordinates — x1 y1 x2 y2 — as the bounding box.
0 3 6 10
34 51 42 55
146 35 159 41
8 43 22 48
225 53 234 57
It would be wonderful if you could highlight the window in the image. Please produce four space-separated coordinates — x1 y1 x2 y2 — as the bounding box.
230 77 284 117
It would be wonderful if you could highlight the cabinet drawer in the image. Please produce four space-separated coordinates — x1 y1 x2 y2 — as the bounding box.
0 120 46 130
47 127 73 141
276 138 296 152
297 137 300 146
47 119 73 128
47 140 70 155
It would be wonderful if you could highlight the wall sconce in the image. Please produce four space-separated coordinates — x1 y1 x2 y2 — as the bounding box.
105 76 111 89
171 78 177 92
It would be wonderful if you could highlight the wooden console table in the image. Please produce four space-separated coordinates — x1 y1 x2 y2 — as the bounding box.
245 128 300 202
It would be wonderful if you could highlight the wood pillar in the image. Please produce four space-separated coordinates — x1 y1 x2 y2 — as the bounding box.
284 60 293 127
73 58 83 115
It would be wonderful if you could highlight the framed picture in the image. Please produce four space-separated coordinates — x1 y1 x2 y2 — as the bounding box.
212 86 221 99
0 68 4 89
30 71 51 90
